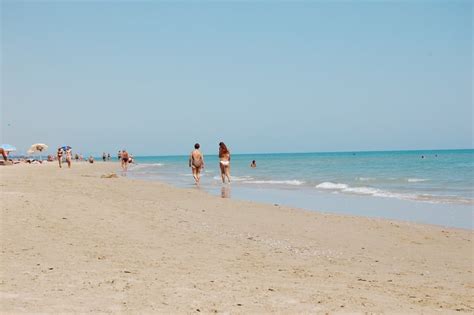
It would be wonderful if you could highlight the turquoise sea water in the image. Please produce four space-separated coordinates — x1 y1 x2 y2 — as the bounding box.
127 149 473 229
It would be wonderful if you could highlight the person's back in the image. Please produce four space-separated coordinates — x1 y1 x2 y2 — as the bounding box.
191 149 203 167
189 143 204 184
218 142 231 183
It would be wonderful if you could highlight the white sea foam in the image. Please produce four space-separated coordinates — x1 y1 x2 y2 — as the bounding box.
129 163 164 170
343 186 381 195
316 182 349 190
357 177 375 181
317 182 407 197
407 178 428 182
213 175 254 182
317 182 384 196
244 180 305 186
314 181 474 205
415 194 474 205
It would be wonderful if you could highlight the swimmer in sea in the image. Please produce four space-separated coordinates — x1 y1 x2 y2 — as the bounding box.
250 160 256 168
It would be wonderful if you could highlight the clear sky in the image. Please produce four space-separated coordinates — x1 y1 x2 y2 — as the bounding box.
1 1 472 156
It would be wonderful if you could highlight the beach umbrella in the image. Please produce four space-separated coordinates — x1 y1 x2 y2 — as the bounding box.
28 143 48 154
28 143 48 160
0 144 16 152
60 145 72 151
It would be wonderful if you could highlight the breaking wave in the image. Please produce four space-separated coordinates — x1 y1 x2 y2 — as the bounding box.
315 182 472 205
243 180 305 186
407 178 429 182
129 163 164 171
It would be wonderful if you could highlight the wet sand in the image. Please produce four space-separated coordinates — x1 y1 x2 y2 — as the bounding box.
1 162 472 313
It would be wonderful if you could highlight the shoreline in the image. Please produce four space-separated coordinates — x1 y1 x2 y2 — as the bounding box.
1 162 473 313
127 160 473 230
133 173 473 232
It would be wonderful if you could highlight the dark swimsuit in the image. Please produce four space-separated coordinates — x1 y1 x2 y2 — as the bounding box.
192 158 203 168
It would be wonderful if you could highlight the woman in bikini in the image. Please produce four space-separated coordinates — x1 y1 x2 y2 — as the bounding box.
65 148 72 168
219 142 231 183
189 143 204 185
57 148 63 168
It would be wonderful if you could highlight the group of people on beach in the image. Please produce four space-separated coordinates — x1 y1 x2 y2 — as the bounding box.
102 152 111 161
54 148 116 168
53 148 134 170
189 142 232 185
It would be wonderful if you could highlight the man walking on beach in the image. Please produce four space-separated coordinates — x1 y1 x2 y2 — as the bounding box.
189 143 204 185
121 149 129 171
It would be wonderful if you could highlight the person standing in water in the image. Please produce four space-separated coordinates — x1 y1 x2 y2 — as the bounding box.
65 148 72 168
250 160 256 168
219 142 231 183
189 143 204 185
121 149 129 171
102 152 106 162
57 148 63 168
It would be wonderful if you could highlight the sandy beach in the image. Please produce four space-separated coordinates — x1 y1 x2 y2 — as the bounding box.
0 162 472 313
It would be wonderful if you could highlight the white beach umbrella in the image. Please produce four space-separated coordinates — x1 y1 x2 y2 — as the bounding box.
28 143 48 154
28 143 48 160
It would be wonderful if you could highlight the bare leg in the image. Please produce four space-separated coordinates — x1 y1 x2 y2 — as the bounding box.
225 165 231 183
58 159 62 168
67 159 71 168
220 163 226 183
196 167 202 184
1 149 7 161
192 167 198 184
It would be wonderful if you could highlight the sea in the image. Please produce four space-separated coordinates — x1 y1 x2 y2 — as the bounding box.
126 149 473 229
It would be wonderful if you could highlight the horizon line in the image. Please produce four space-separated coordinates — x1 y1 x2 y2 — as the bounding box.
9 147 473 158
132 147 473 158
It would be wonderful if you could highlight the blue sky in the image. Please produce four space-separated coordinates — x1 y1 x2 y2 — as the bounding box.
1 1 472 156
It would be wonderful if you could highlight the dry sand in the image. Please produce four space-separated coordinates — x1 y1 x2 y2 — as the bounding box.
1 162 473 313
